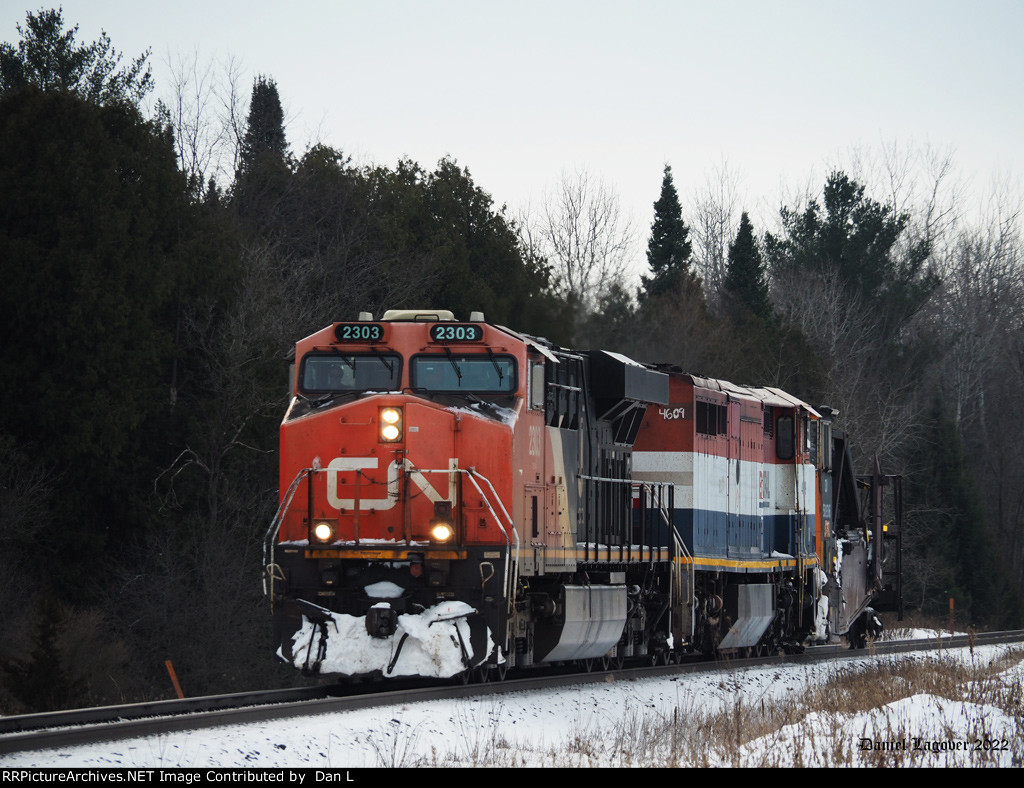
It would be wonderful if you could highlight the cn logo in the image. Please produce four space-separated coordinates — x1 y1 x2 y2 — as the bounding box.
325 457 458 510
325 458 398 510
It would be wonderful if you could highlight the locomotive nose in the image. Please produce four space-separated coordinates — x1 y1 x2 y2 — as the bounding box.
365 603 399 638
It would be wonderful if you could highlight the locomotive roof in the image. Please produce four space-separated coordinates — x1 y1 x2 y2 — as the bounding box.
336 311 820 416
689 374 821 417
495 325 561 363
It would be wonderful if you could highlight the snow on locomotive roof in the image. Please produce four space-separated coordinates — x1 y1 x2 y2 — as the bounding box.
601 349 647 368
689 375 821 417
495 324 562 363
752 386 821 417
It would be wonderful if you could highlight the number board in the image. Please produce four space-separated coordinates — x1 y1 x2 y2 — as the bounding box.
334 323 384 342
429 324 484 343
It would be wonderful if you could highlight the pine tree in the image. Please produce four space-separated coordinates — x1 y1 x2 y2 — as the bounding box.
642 165 693 299
0 8 152 105
0 86 230 597
724 211 771 322
232 75 291 227
763 170 935 339
237 75 288 177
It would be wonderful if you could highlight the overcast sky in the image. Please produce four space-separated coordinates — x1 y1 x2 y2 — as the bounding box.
5 1 1022 275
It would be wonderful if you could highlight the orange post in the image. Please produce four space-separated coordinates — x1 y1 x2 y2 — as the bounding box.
165 659 185 699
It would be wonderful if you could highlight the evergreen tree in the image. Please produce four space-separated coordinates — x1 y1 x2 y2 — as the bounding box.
232 75 291 226
0 87 223 598
0 8 152 105
368 157 571 340
642 165 693 299
723 211 771 322
237 75 288 177
577 281 637 353
764 170 936 339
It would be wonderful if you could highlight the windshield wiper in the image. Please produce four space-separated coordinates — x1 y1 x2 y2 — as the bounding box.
485 348 504 386
324 349 356 371
367 346 395 377
443 347 463 386
310 390 358 409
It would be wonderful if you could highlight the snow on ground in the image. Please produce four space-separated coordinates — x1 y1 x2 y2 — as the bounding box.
740 691 1021 768
882 628 967 641
3 641 1022 768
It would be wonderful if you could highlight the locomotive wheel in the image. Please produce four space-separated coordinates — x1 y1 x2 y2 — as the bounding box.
456 662 489 684
493 645 510 681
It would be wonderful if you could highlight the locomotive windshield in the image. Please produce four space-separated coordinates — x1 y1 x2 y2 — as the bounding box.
300 352 402 393
411 354 516 393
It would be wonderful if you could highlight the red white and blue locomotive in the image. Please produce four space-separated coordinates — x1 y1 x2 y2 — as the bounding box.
263 310 901 679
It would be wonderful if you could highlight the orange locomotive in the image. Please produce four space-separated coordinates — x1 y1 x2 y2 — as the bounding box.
263 310 900 679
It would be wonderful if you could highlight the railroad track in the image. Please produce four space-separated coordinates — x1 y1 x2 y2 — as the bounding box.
4 630 1023 757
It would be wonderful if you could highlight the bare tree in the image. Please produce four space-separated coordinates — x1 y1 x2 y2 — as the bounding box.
523 168 637 312
838 139 966 266
689 159 744 308
902 143 965 255
162 48 222 187
217 54 250 179
925 186 1024 593
158 50 250 191
927 181 1023 428
772 265 919 467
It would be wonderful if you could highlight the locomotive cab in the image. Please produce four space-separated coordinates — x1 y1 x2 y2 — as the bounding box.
266 310 526 677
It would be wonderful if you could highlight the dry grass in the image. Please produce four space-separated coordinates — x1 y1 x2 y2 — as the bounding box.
377 645 1024 768
720 647 1024 767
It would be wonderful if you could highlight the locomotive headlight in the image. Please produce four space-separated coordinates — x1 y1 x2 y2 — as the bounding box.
311 521 335 543
379 407 403 442
429 501 454 543
430 522 454 543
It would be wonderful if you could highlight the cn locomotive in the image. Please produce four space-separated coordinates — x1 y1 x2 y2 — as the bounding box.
263 310 901 679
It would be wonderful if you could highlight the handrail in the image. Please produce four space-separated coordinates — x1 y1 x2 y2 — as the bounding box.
635 479 693 645
262 467 315 599
403 464 519 623
261 464 520 637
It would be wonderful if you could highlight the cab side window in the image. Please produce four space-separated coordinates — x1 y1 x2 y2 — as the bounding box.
776 415 794 460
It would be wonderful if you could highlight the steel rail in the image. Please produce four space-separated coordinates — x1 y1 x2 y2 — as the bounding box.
3 630 1023 757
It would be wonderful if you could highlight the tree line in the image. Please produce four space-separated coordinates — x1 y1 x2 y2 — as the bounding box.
0 9 1020 712
559 161 1023 637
